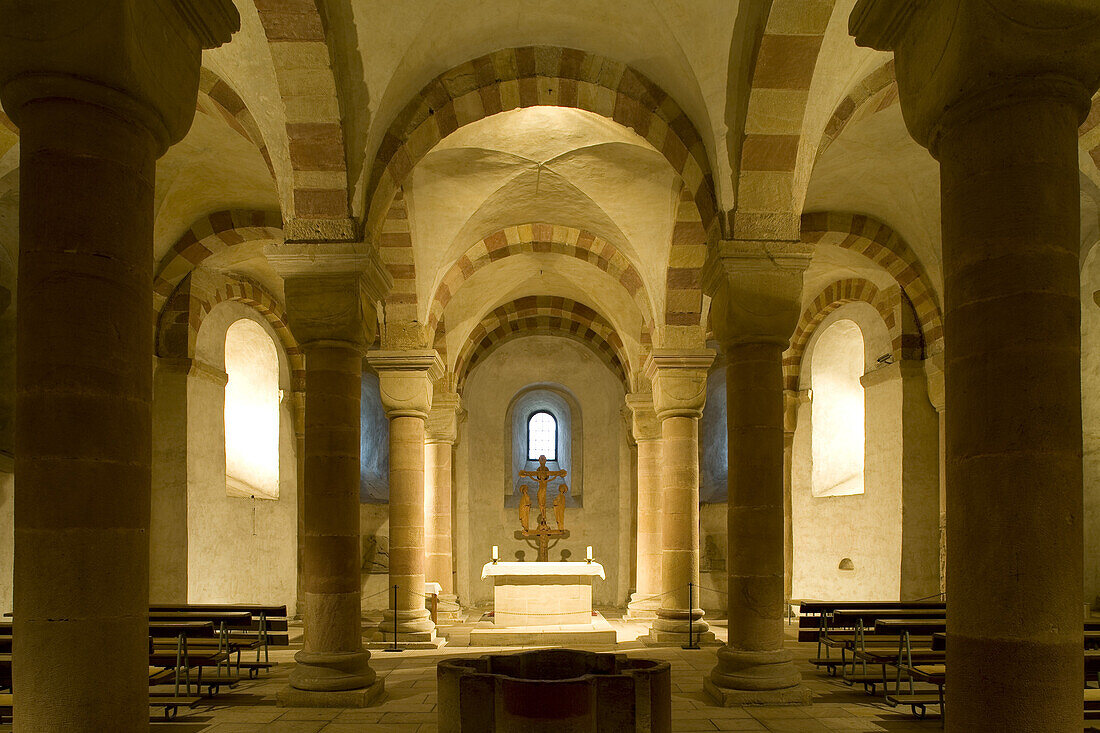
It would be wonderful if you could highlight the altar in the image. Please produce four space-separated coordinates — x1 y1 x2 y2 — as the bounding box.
481 560 604 626
471 560 616 645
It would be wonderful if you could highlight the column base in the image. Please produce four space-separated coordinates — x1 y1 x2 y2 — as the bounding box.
287 650 378 692
704 677 811 706
278 677 385 708
639 607 720 646
638 627 720 647
706 647 809 705
434 594 463 624
625 592 662 620
368 609 445 649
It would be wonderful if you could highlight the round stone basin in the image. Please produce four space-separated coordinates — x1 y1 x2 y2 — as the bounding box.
437 648 671 732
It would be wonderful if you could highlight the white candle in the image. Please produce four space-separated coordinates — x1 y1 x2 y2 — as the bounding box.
586 546 593 561
492 545 499 562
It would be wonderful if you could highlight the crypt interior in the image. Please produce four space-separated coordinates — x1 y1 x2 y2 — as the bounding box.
0 0 1099 731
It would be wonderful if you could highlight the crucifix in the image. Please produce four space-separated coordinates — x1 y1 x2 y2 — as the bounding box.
515 455 569 561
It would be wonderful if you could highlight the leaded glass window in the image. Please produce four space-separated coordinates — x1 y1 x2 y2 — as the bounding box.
527 411 557 460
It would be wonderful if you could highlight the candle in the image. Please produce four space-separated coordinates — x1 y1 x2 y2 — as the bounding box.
492 545 499 563
586 546 592 562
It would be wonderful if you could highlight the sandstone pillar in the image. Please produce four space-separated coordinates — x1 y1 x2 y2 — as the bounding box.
852 2 1100 727
267 251 389 705
924 355 946 595
366 350 444 647
640 349 716 646
425 389 461 623
782 390 799 603
625 393 663 620
0 3 237 729
703 239 811 705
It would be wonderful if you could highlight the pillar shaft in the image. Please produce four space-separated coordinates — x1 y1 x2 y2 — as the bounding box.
389 415 429 624
425 441 454 596
641 349 715 645
702 238 811 704
13 95 157 732
725 342 786 653
940 88 1084 730
626 394 662 619
291 343 375 691
366 350 443 644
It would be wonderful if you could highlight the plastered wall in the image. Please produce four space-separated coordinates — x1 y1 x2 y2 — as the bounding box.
791 304 906 600
455 335 629 607
150 301 298 611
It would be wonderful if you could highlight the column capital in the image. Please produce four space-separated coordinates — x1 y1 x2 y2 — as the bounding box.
703 239 813 348
850 0 1100 154
425 390 461 444
365 350 444 419
625 393 661 442
269 246 391 349
0 0 239 152
645 349 715 420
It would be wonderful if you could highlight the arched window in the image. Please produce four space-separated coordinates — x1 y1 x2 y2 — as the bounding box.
527 411 557 460
224 318 280 499
811 319 865 497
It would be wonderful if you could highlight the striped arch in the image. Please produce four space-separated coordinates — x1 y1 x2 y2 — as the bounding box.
380 190 417 322
154 210 283 312
198 67 275 179
733 1 836 227
816 60 897 161
801 211 943 355
427 223 655 340
365 46 719 301
454 296 629 391
783 278 909 391
254 1 352 222
157 271 305 392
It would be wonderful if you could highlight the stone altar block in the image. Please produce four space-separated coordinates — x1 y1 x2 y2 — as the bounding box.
471 561 616 645
482 561 605 626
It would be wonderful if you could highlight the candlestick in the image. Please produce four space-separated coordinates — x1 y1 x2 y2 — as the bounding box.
492 545 499 564
586 545 592 563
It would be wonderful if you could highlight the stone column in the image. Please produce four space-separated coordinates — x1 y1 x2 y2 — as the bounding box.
703 239 811 705
425 389 461 623
640 349 716 646
852 2 1100 727
924 354 947 595
366 350 444 648
626 393 663 620
781 390 799 603
0 4 237 729
267 250 390 706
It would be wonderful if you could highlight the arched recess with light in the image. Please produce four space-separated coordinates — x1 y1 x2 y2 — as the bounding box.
791 301 909 602
179 300 298 610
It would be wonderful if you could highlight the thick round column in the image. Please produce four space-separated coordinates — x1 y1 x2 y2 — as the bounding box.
627 435 662 618
939 83 1085 730
425 439 459 620
650 416 709 639
384 415 434 637
14 93 157 732
706 342 806 704
290 343 375 692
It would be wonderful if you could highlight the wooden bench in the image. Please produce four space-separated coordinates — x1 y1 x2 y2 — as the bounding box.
797 601 946 675
834 612 945 693
150 604 289 678
872 618 948 720
148 619 237 697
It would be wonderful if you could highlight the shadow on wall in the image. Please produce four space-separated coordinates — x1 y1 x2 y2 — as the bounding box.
360 370 389 503
700 361 727 503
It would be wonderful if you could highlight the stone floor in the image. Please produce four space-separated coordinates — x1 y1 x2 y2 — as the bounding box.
0 609 985 732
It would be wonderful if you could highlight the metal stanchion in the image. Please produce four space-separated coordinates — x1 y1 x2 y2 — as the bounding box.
382 584 402 653
682 581 700 650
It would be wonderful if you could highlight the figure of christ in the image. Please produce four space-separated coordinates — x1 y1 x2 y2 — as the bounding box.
518 455 567 523
518 485 532 532
554 484 568 530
